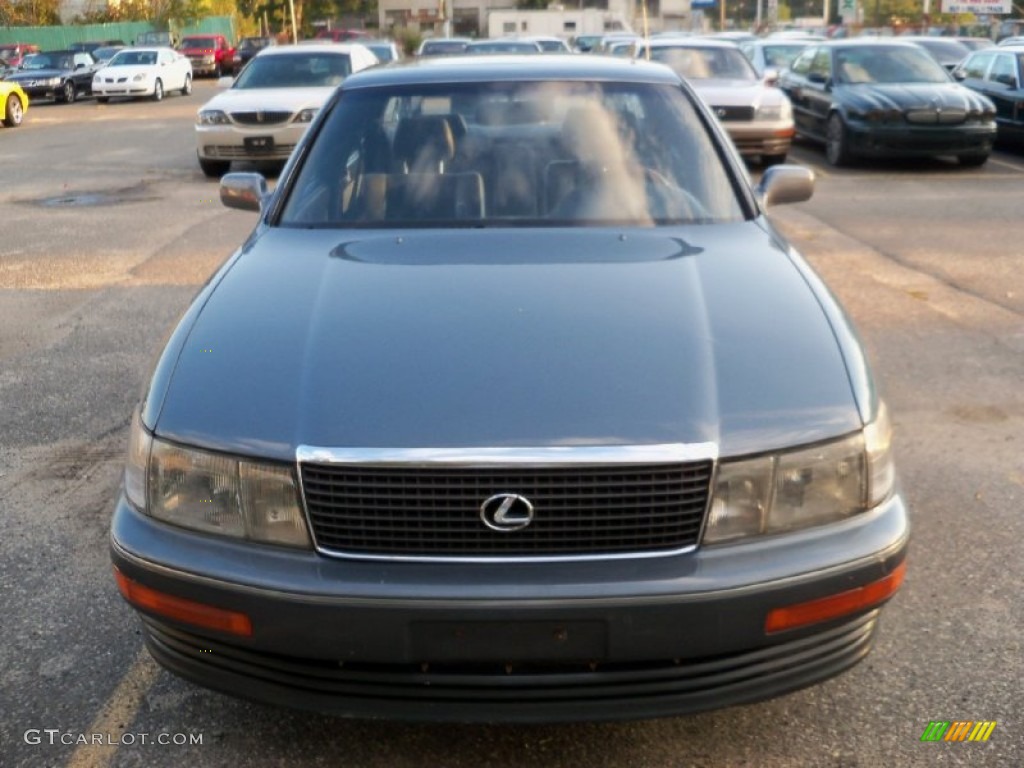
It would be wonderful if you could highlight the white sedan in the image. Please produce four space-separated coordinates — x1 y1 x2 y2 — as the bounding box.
92 47 192 103
195 43 378 177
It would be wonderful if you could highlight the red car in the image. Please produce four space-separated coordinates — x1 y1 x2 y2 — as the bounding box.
0 42 40 68
178 34 235 78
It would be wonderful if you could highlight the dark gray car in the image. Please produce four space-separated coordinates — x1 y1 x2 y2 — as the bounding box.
111 55 909 722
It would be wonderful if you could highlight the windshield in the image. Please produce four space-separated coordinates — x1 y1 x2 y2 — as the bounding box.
649 46 757 81
763 44 811 68
280 80 745 228
835 46 951 84
420 40 468 56
21 53 72 70
181 37 215 49
233 52 352 88
93 47 122 61
239 38 270 51
366 44 396 62
108 50 158 67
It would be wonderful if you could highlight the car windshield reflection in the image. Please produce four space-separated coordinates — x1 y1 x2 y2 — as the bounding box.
234 53 352 89
280 80 746 228
835 46 951 84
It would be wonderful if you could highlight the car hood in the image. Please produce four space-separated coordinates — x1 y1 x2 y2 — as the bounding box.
7 68 71 80
692 79 778 108
153 225 864 461
838 82 991 112
200 87 336 113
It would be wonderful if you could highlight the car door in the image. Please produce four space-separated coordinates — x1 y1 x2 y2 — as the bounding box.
801 47 835 140
984 52 1023 130
72 52 96 92
780 46 817 135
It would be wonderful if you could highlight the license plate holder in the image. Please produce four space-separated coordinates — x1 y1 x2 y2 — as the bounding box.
411 620 607 662
244 135 275 153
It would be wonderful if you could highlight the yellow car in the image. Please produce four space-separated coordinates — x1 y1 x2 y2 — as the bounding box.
1 82 28 128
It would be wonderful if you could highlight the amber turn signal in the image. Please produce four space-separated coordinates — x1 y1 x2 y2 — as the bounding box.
114 567 252 637
765 561 906 634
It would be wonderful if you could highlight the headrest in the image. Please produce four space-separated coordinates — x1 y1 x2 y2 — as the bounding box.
561 104 620 160
393 116 455 170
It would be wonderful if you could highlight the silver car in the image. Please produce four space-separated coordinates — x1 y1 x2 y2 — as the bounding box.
638 38 795 165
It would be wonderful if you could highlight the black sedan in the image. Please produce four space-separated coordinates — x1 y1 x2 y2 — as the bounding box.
779 40 996 166
5 50 98 103
953 46 1024 143
111 54 908 723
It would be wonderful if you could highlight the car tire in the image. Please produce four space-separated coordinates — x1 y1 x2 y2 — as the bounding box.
152 79 163 102
825 113 851 167
181 74 192 96
958 153 988 167
762 153 787 167
96 96 109 104
61 81 75 104
198 155 230 178
3 94 24 127
214 62 222 79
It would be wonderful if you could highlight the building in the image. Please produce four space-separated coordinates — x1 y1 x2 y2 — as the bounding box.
379 0 698 40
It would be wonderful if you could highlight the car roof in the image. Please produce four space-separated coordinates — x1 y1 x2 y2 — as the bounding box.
643 38 742 49
255 43 368 57
341 54 683 89
818 38 924 49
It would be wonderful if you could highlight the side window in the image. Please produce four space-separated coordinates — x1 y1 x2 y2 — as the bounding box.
964 52 993 80
790 48 815 76
988 54 1018 87
809 49 831 79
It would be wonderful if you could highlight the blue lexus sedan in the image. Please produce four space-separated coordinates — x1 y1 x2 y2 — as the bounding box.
110 54 909 722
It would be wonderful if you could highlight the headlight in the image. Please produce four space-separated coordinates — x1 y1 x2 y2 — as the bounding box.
704 404 895 545
756 100 791 121
197 110 230 125
132 73 146 82
203 54 215 63
295 108 319 123
124 410 311 548
47 76 61 86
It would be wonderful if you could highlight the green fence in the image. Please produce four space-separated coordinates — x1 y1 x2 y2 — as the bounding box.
0 17 238 49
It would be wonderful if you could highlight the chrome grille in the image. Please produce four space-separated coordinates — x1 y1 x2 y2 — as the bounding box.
711 105 755 122
906 108 966 125
202 144 295 158
231 111 292 125
301 461 713 559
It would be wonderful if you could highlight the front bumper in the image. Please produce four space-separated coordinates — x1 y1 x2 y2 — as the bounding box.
94 82 153 98
110 492 909 722
845 121 995 158
723 119 795 157
196 123 305 163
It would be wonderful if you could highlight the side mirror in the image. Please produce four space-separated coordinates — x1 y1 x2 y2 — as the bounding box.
952 69 966 81
217 75 234 88
220 173 268 212
756 165 815 208
763 66 780 86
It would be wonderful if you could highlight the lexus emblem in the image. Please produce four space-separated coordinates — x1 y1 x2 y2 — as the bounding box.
480 493 534 532
716 107 727 118
256 110 264 123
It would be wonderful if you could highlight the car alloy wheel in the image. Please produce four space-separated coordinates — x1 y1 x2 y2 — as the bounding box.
181 74 192 96
825 113 850 167
3 95 23 127
62 81 75 104
152 79 163 102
